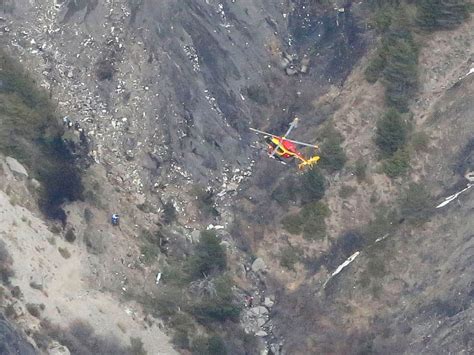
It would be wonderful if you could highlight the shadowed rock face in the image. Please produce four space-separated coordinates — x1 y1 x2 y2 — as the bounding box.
0 315 36 355
3 0 368 188
124 0 367 186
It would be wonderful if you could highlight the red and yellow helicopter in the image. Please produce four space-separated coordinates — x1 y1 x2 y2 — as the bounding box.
250 117 320 170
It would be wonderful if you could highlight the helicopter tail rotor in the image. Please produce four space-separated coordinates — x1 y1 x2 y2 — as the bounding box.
298 155 321 170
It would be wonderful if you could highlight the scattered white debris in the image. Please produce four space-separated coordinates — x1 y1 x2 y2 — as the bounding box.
436 184 473 208
155 272 162 285
206 224 224 230
375 233 389 243
323 251 360 289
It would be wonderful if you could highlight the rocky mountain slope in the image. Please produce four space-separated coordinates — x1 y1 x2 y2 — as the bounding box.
0 0 473 354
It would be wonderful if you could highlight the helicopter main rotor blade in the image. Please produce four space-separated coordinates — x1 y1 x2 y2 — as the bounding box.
249 127 276 137
283 138 319 149
250 128 319 149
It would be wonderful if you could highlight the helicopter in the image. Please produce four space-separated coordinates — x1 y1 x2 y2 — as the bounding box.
250 117 320 170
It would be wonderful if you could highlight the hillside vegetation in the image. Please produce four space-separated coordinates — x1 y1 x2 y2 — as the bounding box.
0 50 83 222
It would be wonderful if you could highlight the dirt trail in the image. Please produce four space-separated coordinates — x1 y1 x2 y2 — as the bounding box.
0 190 176 354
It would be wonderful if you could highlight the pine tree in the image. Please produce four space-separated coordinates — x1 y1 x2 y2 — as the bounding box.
417 0 469 30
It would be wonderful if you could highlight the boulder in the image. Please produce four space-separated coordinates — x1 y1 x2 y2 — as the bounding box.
250 306 269 316
220 241 230 249
190 230 200 243
465 171 474 182
264 297 274 308
29 178 41 190
5 157 28 177
48 341 71 355
255 330 268 337
251 257 266 272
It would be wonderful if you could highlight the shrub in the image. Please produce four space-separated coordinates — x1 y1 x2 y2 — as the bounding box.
190 335 228 355
399 183 432 224
30 281 43 290
170 314 195 349
191 275 241 324
363 207 398 243
245 85 268 105
49 224 62 234
364 22 419 112
271 177 300 205
300 166 326 203
367 254 386 279
162 201 177 225
279 246 301 271
138 229 162 264
0 50 83 223
208 335 228 355
65 228 76 243
411 131 430 151
173 330 190 350
95 59 115 81
281 213 304 235
302 216 328 241
42 319 130 355
354 158 367 183
319 134 347 173
5 304 16 318
382 30 419 111
140 244 159 265
365 54 387 83
191 186 219 218
84 208 94 224
294 202 331 241
26 303 42 318
186 231 226 280
83 230 106 255
375 109 408 156
339 185 357 199
370 4 398 33
382 148 410 178
416 0 469 31
191 336 210 355
11 286 22 298
162 264 189 288
129 337 147 355
58 247 71 259
149 286 186 318
0 240 14 284
282 202 330 240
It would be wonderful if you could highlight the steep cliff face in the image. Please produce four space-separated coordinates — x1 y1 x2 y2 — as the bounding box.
2 0 473 354
1 0 369 194
0 315 35 355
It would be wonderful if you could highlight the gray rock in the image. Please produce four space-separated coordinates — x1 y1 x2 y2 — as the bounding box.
255 330 268 337
251 306 268 316
29 178 41 190
251 257 266 272
285 66 298 76
220 241 230 248
0 315 35 355
270 343 282 355
257 317 266 327
5 157 28 177
264 297 274 308
190 230 200 243
226 182 239 191
48 341 71 355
